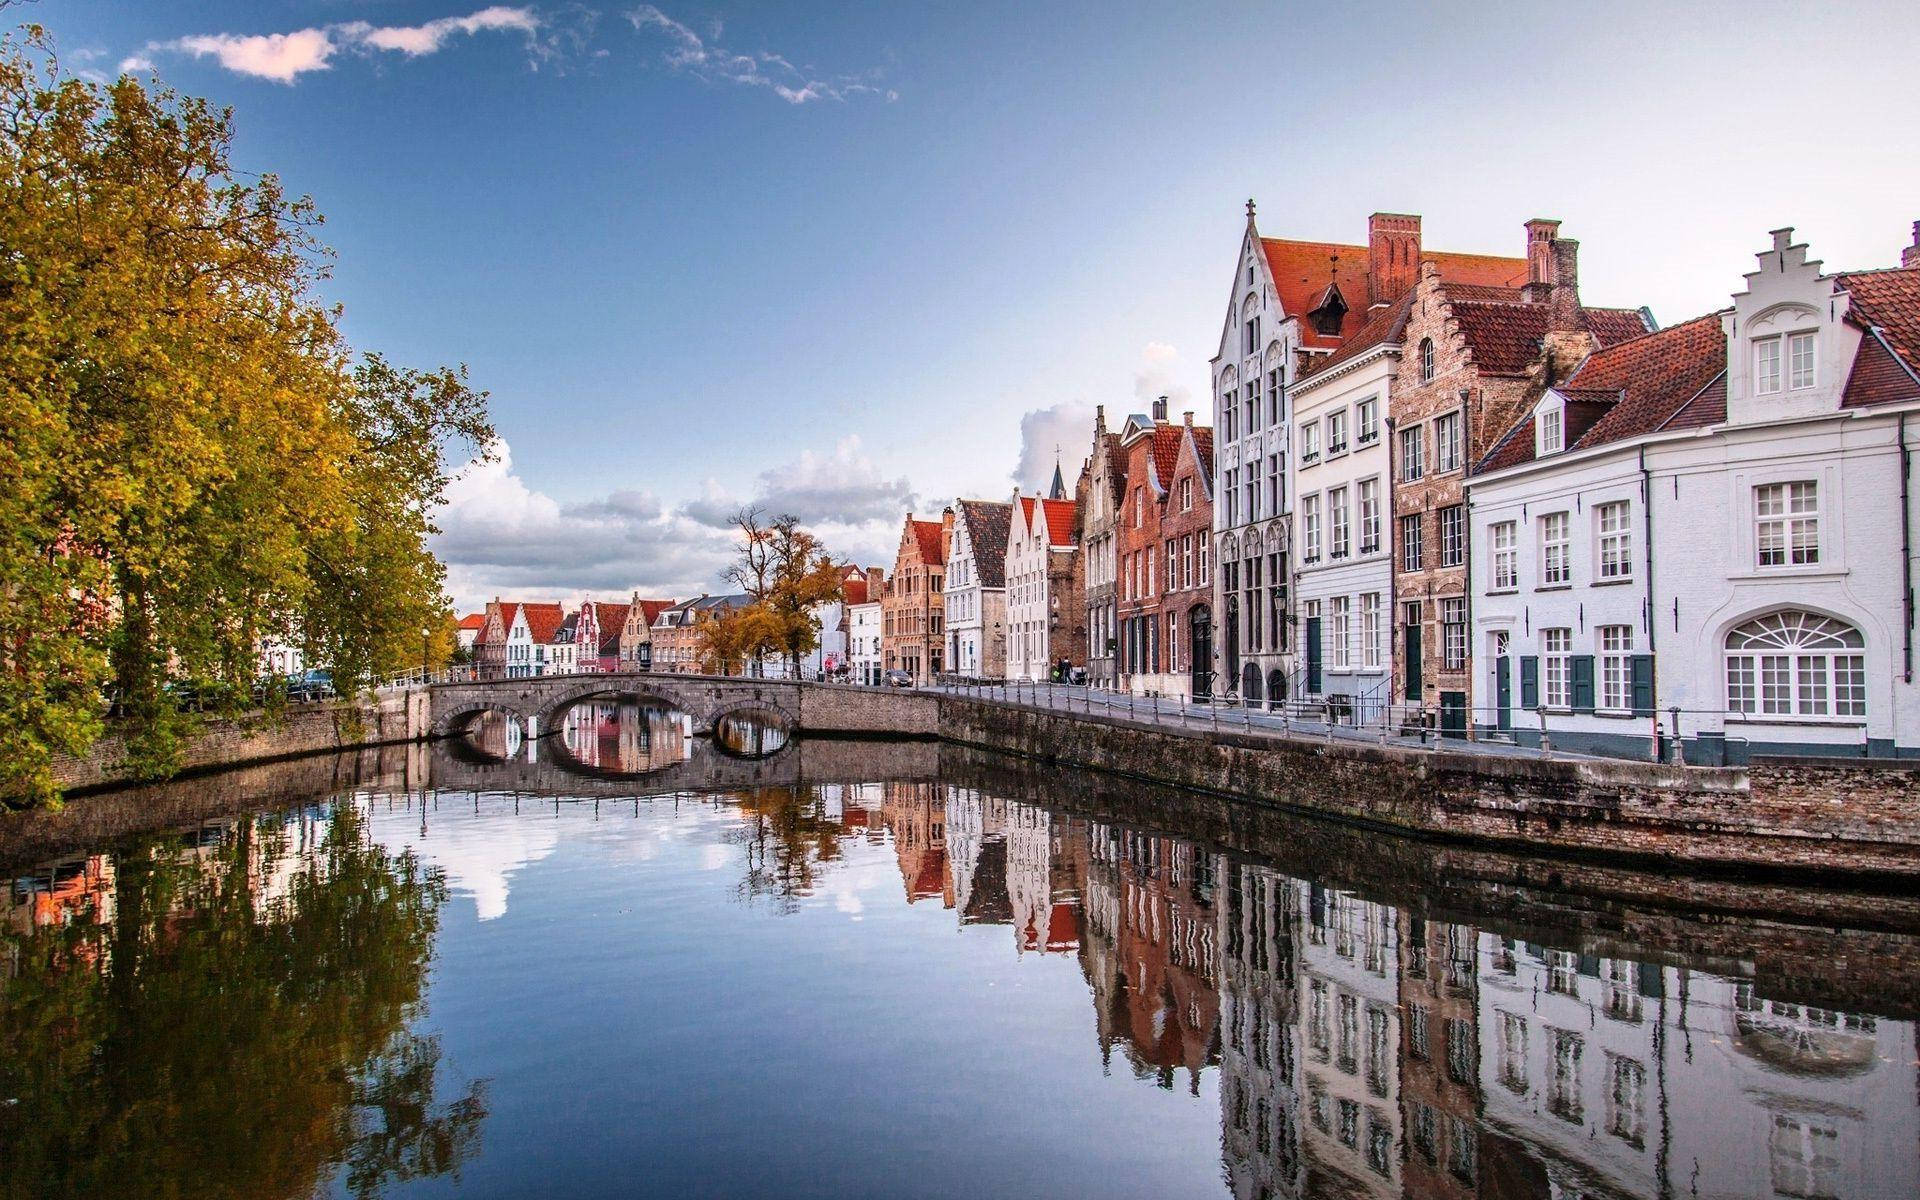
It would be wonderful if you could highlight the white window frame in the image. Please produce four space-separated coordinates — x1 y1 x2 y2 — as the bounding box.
1356 397 1379 444
1401 513 1423 573
1439 504 1464 568
1540 512 1571 586
1330 596 1351 669
1597 501 1632 580
1301 421 1321 465
1358 478 1381 554
1399 426 1425 482
1327 410 1349 456
1302 494 1322 563
1491 521 1518 591
1361 593 1382 669
1538 406 1563 455
1329 486 1350 558
1724 610 1866 720
1543 628 1572 709
1753 336 1783 395
1755 481 1819 568
1599 625 1633 711
1434 412 1461 473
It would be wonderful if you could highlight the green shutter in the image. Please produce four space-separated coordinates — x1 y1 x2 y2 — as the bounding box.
1520 656 1539 710
1630 654 1655 717
1572 655 1595 713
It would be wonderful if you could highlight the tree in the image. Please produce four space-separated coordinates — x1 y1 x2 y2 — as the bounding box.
718 508 844 677
0 29 493 801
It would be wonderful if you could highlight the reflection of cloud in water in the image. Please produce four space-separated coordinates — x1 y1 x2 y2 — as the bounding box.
700 844 733 871
369 800 558 922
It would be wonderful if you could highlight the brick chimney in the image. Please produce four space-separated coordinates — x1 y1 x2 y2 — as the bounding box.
1367 213 1421 306
1183 410 1194 427
1548 238 1586 333
1904 220 1920 269
866 566 884 595
1522 218 1561 304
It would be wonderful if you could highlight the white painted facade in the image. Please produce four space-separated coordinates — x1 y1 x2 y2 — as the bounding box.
1004 496 1071 681
1297 883 1401 1198
800 598 846 680
1291 344 1395 723
1471 229 1920 760
847 601 883 686
504 606 535 679
944 502 1006 678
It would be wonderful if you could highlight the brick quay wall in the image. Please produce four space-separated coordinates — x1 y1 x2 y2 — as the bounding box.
935 695 1920 881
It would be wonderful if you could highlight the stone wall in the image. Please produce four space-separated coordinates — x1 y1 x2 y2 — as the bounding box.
48 688 430 795
936 694 1920 879
794 684 938 737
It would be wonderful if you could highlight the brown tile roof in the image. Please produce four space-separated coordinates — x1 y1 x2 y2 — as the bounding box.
1149 425 1184 491
1448 299 1652 378
1476 310 1729 473
633 599 675 627
592 602 629 654
956 499 1012 589
1189 426 1215 479
1260 238 1528 351
1838 267 1920 407
458 613 486 631
1304 290 1416 377
910 519 946 568
522 602 566 645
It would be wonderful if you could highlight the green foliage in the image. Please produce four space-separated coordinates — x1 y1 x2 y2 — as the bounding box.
0 804 486 1198
0 29 494 801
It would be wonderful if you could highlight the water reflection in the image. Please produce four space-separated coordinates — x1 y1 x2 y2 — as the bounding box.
4 748 1916 1199
0 807 485 1200
555 700 692 774
712 709 790 758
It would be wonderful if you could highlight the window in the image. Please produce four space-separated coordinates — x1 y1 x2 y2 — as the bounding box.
1725 611 1866 718
1491 521 1517 590
1754 336 1783 394
1245 382 1259 433
1419 337 1435 383
1401 513 1424 572
1302 494 1322 563
1327 410 1348 455
1329 487 1350 557
1145 547 1154 597
1246 553 1264 649
1755 481 1819 567
1499 1012 1528 1094
1267 454 1281 518
1357 397 1378 443
1539 406 1563 454
1223 469 1237 526
1301 421 1320 465
1543 628 1572 708
1358 479 1380 554
1180 477 1192 511
1244 314 1258 356
1361 594 1382 669
1223 393 1237 443
1181 534 1193 590
1442 598 1466 670
1408 1004 1430 1059
1547 1029 1584 1124
1166 539 1177 592
1399 426 1425 482
1540 512 1571 585
1267 366 1282 426
1439 504 1464 567
1198 532 1209 580
1789 330 1817 390
1600 625 1633 710
1597 500 1632 579
1330 596 1351 669
1434 412 1461 473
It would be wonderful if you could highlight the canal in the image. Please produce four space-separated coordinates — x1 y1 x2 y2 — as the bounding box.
3 700 1916 1198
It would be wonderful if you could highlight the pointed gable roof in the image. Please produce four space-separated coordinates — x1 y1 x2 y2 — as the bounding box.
1838 267 1920 407
592 602 630 654
1148 425 1184 492
956 499 1012 589
632 599 675 626
521 602 566 645
910 519 946 567
1261 237 1528 350
1037 497 1077 548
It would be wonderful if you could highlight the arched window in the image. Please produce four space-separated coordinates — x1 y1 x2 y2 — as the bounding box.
1725 611 1866 718
1419 338 1435 384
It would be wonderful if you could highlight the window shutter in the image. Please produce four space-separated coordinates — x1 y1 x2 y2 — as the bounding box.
1520 656 1539 710
1571 655 1595 713
1630 654 1655 717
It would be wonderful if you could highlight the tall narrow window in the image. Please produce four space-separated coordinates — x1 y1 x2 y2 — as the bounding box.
1597 501 1632 579
1329 487 1350 557
1434 412 1461 473
1356 397 1378 444
1442 598 1466 670
1361 593 1382 668
1788 330 1817 390
1330 596 1351 669
1420 337 1436 383
1245 382 1259 433
1358 479 1380 553
1754 336 1783 394
1600 625 1633 710
1267 366 1282 425
1439 504 1465 567
1224 469 1238 526
1401 513 1424 573
1755 481 1819 567
1399 426 1425 481
1267 454 1281 516
1302 421 1320 465
1539 406 1563 454
1327 410 1348 455
1302 495 1322 563
1491 521 1518 590
1540 512 1571 585
1543 628 1572 707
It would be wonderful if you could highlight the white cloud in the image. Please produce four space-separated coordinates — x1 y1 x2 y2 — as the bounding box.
1012 402 1095 495
1132 341 1194 415
626 5 891 104
430 436 916 610
136 7 555 84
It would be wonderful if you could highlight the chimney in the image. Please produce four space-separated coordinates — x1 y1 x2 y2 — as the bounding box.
1151 395 1168 423
1904 220 1920 269
1367 213 1421 307
867 566 884 594
1522 218 1561 304
1183 410 1194 427
1548 238 1586 333
1094 403 1107 435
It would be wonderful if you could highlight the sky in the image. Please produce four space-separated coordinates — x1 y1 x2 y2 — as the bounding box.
35 0 1920 610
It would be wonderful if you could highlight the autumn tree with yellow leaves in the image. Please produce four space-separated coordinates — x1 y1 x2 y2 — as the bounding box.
0 28 494 801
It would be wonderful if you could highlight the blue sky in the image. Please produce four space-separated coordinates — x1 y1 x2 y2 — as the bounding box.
39 1 1920 607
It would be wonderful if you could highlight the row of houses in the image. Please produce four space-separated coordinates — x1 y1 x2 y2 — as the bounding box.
882 211 1920 761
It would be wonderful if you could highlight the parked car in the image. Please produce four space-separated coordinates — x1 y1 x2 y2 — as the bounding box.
884 669 914 688
287 669 335 702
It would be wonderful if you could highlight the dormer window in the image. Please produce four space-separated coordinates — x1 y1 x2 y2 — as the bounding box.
1789 331 1816 389
1754 331 1815 395
1754 337 1781 394
1538 406 1564 455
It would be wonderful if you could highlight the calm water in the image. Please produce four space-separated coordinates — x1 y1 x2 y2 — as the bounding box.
4 702 1918 1199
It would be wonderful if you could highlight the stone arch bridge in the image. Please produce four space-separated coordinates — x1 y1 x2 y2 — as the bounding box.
429 672 937 741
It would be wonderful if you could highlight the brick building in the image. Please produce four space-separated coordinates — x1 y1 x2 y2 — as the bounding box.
1389 223 1650 732
882 510 951 684
1080 406 1129 688
1115 400 1185 691
1132 413 1215 699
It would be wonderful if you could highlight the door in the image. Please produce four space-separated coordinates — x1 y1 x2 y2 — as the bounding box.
1189 607 1213 699
1404 622 1423 701
1304 616 1323 695
1224 596 1240 689
1439 690 1467 738
1496 656 1512 731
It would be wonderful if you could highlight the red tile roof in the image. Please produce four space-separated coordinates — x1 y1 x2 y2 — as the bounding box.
910 519 945 567
1260 238 1529 350
1148 425 1184 491
593 602 630 654
1305 290 1417 377
1838 267 1920 407
457 613 486 631
633 599 675 627
1188 426 1215 480
1448 298 1651 377
1477 311 1729 473
1037 497 1077 547
522 602 566 645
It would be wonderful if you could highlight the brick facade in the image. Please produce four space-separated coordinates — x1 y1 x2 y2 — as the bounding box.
883 510 952 684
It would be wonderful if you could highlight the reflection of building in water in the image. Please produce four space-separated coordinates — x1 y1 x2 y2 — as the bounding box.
1079 822 1219 1090
1007 800 1078 955
560 702 691 773
880 782 948 904
1476 937 1920 1199
6 854 116 943
1218 859 1302 1200
1398 918 1485 1200
1297 883 1400 1198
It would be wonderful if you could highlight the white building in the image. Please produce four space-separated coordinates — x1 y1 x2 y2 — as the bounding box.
847 598 883 686
1469 225 1920 760
1297 882 1402 1198
1004 492 1078 681
256 638 304 677
1289 296 1403 723
945 500 1010 679
503 604 535 678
